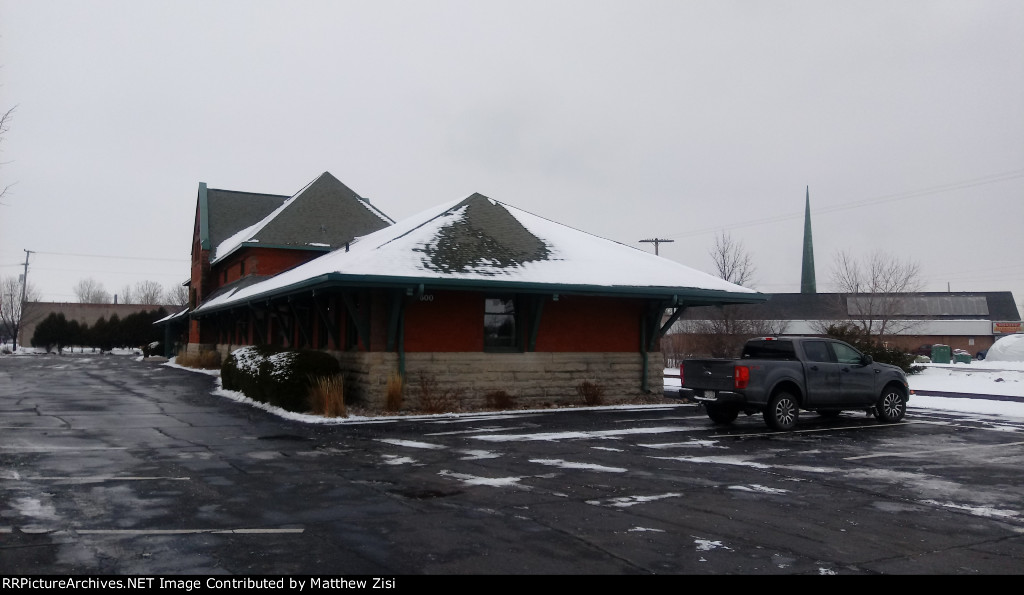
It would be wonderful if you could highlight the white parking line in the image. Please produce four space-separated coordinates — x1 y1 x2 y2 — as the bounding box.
76 528 305 535
9 476 191 482
845 440 1024 461
721 423 897 438
0 446 129 451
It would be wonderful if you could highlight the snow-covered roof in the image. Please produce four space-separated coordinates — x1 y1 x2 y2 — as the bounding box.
194 193 764 313
154 308 190 324
211 172 394 265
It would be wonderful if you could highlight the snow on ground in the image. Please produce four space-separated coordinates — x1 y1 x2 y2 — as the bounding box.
4 343 1024 422
666 360 1024 419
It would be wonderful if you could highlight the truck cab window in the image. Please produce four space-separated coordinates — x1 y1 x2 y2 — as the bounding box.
832 342 863 365
804 341 832 363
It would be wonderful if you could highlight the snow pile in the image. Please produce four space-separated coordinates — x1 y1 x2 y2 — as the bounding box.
986 334 1024 362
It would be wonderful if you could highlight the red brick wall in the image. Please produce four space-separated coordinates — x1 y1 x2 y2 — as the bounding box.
212 248 320 290
535 295 643 352
401 291 645 353
202 288 657 356
404 291 483 352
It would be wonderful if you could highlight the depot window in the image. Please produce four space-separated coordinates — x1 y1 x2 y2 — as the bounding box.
484 296 518 351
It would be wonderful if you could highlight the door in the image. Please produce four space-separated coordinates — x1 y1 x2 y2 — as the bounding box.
831 341 877 404
801 340 843 406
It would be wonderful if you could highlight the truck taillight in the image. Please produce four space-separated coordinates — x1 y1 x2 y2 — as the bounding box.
734 365 750 389
679 364 684 385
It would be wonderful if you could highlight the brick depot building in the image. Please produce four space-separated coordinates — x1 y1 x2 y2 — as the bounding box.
174 173 765 409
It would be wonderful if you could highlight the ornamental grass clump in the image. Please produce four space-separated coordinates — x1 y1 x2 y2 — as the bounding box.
175 349 222 370
576 380 604 406
309 374 346 418
385 371 404 413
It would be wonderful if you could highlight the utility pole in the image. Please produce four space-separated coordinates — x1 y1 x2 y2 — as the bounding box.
20 250 32 307
13 250 32 351
639 238 673 256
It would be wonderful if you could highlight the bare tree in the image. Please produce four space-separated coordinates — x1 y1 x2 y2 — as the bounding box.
0 106 14 205
661 236 783 358
132 280 165 305
164 284 189 308
829 250 923 341
73 278 112 304
1 275 41 351
710 231 756 287
672 311 789 358
118 284 136 305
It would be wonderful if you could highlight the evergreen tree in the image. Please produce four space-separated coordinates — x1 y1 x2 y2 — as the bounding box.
90 316 110 351
824 323 923 375
107 313 122 348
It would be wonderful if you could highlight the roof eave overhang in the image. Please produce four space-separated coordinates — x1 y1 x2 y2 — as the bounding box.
191 272 768 316
210 242 333 267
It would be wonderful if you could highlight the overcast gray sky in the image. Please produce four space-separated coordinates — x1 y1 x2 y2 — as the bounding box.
2 0 1022 313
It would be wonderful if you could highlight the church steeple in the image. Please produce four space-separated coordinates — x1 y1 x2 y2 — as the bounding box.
800 186 817 294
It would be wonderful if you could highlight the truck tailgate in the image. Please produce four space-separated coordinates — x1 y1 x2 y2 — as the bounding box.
682 359 736 391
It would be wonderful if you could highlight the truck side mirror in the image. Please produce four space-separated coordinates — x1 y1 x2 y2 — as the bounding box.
861 355 873 366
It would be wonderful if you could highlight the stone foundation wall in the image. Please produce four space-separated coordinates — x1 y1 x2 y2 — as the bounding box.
212 344 665 413
334 351 665 412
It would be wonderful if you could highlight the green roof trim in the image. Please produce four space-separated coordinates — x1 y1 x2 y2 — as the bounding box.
198 182 210 250
231 242 335 254
192 272 768 316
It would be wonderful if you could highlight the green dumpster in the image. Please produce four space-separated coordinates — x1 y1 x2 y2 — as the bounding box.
954 352 972 364
931 344 951 364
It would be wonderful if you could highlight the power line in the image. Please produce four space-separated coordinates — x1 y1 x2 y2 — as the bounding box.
666 168 1024 240
29 267 186 278
30 250 188 263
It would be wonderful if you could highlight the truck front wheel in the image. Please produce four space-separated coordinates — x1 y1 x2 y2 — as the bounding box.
764 392 799 431
705 404 739 424
874 386 907 423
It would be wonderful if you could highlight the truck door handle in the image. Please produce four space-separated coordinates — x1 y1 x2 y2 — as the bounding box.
810 365 819 371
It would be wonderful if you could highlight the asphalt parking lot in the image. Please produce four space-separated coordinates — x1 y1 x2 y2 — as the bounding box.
2 353 1023 575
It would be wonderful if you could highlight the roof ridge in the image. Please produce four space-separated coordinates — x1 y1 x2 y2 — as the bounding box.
370 194 482 251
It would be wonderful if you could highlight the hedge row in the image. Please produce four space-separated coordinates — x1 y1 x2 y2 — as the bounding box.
221 345 342 413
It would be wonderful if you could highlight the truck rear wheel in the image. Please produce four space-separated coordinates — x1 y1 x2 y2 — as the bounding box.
705 404 739 424
764 392 799 431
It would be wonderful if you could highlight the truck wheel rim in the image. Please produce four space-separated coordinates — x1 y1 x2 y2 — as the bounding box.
882 393 904 418
776 399 796 425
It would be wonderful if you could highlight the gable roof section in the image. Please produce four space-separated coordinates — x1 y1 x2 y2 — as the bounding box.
195 193 765 313
199 184 290 252
211 172 394 265
210 172 391 264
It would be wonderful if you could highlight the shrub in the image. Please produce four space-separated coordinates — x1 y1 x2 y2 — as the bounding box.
309 374 346 417
823 324 924 375
576 380 604 406
385 371 404 412
222 346 342 413
484 390 516 410
415 371 463 414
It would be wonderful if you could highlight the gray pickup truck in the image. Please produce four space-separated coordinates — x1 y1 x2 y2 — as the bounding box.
680 336 911 431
